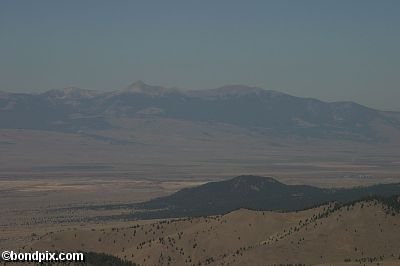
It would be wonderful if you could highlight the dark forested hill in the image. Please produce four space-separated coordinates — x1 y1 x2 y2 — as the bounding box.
133 175 400 219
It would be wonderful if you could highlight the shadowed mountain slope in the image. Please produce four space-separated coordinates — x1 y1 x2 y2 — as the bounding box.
133 175 400 219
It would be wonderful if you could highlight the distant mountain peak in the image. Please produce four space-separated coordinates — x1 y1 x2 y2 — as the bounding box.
216 85 267 94
42 87 98 99
0 91 11 100
187 85 285 98
126 80 148 91
130 80 146 87
121 81 178 96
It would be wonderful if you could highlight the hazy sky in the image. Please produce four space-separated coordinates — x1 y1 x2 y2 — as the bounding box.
1 1 399 110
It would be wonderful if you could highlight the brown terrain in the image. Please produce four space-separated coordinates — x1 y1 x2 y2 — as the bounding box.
21 200 400 266
1 119 400 254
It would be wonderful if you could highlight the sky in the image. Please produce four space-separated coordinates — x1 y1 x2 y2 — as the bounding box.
0 0 399 111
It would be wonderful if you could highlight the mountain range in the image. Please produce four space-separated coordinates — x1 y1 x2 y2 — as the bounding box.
1 81 400 141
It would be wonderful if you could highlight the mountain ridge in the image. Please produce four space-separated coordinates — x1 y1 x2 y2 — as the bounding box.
1 82 400 141
30 196 400 266
1 81 384 108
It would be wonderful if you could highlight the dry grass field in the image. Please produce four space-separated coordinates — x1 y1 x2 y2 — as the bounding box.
24 200 400 266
